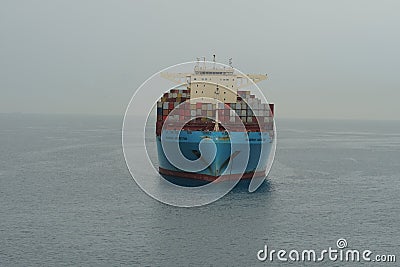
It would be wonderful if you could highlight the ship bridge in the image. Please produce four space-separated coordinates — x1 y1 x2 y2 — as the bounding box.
160 57 267 104
193 65 234 75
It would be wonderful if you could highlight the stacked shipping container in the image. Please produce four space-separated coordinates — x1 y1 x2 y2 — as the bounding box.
156 88 274 135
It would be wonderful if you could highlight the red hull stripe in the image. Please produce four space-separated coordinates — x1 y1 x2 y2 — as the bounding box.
159 167 266 182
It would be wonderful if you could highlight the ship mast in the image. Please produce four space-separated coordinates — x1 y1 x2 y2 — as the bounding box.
214 84 220 132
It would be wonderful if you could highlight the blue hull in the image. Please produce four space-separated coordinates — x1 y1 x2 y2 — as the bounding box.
157 130 272 181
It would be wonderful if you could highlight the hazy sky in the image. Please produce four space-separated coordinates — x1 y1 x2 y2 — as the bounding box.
1 0 399 119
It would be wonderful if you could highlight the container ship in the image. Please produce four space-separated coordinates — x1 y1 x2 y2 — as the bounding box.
156 58 274 185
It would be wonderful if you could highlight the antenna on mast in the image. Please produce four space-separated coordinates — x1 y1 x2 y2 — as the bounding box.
229 58 232 67
213 54 216 69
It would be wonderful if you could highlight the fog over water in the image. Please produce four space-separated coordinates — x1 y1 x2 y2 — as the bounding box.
1 1 399 120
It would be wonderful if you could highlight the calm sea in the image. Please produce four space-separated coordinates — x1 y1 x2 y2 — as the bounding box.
0 114 399 266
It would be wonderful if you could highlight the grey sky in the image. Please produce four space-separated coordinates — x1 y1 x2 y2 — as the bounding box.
1 0 399 119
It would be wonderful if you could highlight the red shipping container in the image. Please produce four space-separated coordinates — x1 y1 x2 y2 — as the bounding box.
196 102 202 109
181 103 185 109
269 103 274 115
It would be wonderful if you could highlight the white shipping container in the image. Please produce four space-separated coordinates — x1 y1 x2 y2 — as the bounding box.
157 102 162 108
191 110 196 116
163 102 169 109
